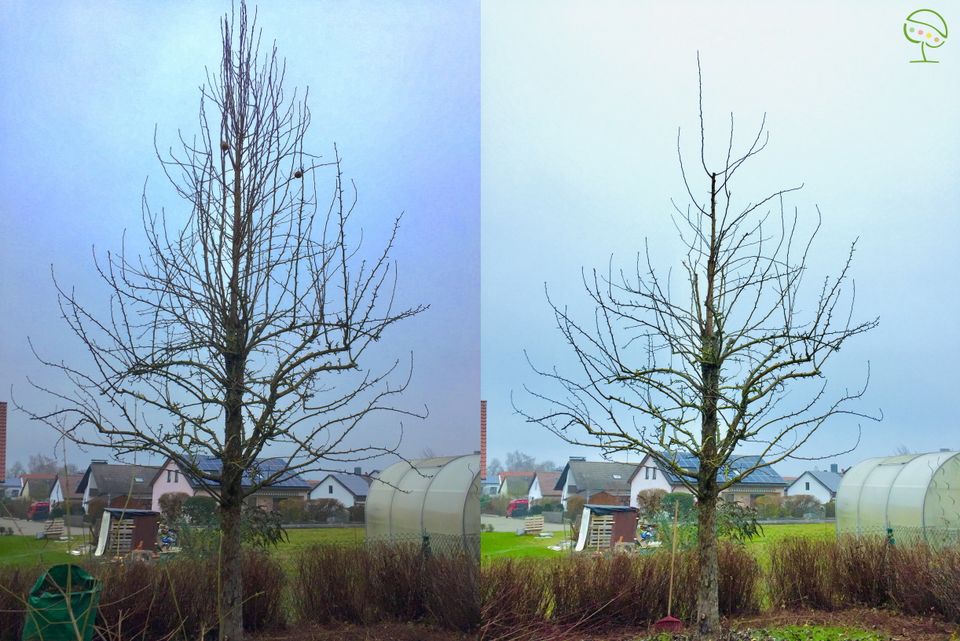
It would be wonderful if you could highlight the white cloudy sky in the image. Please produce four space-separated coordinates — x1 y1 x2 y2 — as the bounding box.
482 0 960 475
0 1 479 474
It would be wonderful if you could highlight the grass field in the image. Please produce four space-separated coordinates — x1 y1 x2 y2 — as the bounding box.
0 526 364 571
0 535 79 568
481 521 837 563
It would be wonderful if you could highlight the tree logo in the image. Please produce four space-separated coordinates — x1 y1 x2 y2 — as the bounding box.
904 9 948 63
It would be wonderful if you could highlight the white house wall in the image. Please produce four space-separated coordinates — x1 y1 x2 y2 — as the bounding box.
50 481 64 504
629 462 673 507
560 469 577 509
786 472 832 504
528 476 542 502
309 476 357 507
151 460 199 512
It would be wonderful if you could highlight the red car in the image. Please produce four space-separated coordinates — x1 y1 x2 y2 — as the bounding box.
506 498 529 518
27 501 50 521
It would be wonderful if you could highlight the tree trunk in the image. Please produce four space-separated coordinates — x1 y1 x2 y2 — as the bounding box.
696 170 721 638
695 489 720 638
219 462 244 640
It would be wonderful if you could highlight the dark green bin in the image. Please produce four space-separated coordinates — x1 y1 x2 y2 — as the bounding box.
22 564 101 641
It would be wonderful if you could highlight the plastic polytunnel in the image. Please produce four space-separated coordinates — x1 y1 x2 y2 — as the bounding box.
365 454 480 553
836 451 960 546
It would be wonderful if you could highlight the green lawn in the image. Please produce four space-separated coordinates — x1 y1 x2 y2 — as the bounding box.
481 521 837 563
0 526 363 572
274 526 364 555
0 535 82 568
481 531 571 561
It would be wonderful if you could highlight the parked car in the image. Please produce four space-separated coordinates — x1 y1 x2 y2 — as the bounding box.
506 498 529 518
27 501 50 521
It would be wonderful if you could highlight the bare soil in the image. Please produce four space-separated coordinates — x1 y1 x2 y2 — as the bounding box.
473 607 959 641
253 622 476 641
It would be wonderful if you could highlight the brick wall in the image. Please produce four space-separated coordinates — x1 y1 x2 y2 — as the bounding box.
0 401 6 483
480 400 487 480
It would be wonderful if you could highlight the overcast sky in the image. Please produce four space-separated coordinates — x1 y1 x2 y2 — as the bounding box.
3 2 959 482
0 1 479 475
482 0 960 476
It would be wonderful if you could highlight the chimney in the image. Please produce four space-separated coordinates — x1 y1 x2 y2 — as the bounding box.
480 400 487 480
830 463 838 474
0 402 6 483
353 466 362 475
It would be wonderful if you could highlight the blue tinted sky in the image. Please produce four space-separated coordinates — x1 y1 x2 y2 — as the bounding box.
482 1 960 475
0 1 479 472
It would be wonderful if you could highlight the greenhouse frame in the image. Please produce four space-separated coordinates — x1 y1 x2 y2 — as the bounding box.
365 453 480 554
836 451 960 546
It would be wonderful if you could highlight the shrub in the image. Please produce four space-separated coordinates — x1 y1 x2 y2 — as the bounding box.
479 544 758 634
181 495 218 525
565 495 587 523
480 559 548 638
635 488 667 521
661 492 695 520
292 544 370 624
292 541 478 630
716 501 763 543
348 502 365 523
304 498 347 523
0 499 29 520
481 495 509 516
887 543 939 617
783 494 822 519
541 500 563 512
824 499 836 518
754 494 783 520
0 566 34 641
768 537 835 610
158 491 190 523
830 534 888 608
424 549 480 631
717 542 761 615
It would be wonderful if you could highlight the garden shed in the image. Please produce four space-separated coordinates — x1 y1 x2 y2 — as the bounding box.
836 451 960 545
365 454 480 552
574 504 639 552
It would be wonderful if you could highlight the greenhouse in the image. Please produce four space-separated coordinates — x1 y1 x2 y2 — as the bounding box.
365 453 480 553
836 451 960 545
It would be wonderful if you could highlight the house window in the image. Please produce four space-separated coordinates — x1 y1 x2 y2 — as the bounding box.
644 467 650 480
174 471 179 483
805 481 810 491
652 468 657 480
166 470 172 483
328 485 334 494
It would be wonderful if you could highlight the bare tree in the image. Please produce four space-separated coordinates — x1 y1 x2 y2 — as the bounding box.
517 61 878 638
20 5 424 639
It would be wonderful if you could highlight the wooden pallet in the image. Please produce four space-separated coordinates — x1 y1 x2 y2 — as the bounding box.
523 515 544 536
109 520 135 556
44 519 65 539
587 514 613 550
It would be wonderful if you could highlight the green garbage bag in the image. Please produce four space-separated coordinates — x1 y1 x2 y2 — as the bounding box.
22 564 101 641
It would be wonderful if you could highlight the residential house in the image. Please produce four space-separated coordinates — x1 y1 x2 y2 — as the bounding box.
19 474 56 501
77 461 160 510
150 455 311 512
309 468 371 508
786 466 842 504
527 470 561 504
497 471 535 497
554 458 637 508
629 452 787 507
49 473 84 506
0 480 20 499
480 479 499 496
